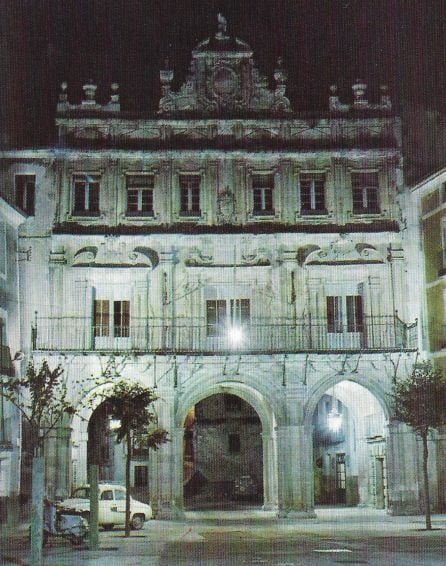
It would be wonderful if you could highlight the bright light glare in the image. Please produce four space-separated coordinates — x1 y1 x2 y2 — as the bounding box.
228 326 244 345
109 418 121 430
327 409 342 432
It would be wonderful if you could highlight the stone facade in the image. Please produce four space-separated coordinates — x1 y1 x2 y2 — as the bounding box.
0 17 439 518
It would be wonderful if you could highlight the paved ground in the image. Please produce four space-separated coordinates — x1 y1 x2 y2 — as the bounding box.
1 507 446 565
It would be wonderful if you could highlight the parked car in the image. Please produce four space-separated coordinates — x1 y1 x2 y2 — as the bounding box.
59 484 152 530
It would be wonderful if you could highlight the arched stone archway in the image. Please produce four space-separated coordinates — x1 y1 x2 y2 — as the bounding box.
304 373 391 427
174 380 279 513
305 374 392 511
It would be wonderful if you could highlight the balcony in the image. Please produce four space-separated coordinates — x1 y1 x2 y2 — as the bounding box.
32 315 418 354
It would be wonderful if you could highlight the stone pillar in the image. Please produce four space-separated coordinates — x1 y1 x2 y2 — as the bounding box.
277 424 315 518
74 430 89 487
152 389 184 519
261 432 278 511
386 420 420 515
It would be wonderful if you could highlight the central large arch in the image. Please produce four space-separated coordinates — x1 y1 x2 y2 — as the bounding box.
174 380 279 512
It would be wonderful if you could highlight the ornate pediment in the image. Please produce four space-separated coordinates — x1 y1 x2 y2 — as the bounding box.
158 14 291 116
302 237 384 265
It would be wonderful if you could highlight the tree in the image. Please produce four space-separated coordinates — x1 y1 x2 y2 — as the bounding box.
1 360 76 565
100 381 169 537
391 361 446 530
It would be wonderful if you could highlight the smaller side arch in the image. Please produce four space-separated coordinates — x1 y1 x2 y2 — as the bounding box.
303 373 391 427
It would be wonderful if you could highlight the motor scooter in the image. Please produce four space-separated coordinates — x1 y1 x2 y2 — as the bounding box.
29 498 89 546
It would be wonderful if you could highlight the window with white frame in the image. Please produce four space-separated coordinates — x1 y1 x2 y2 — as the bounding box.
351 171 379 214
299 173 326 214
73 174 100 216
179 175 200 216
327 295 364 333
15 174 36 215
93 299 130 338
206 298 250 337
126 175 154 216
252 174 274 215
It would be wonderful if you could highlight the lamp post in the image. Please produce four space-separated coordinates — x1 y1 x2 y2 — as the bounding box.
327 387 342 433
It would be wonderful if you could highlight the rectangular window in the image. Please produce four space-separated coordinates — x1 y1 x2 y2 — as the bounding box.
179 175 200 215
93 300 110 337
94 300 129 338
346 295 364 333
229 298 250 326
206 299 250 337
134 465 148 487
252 174 274 215
15 174 35 215
327 296 343 333
73 174 100 216
113 300 130 337
327 295 363 333
228 433 241 454
126 175 154 216
351 172 379 214
206 300 226 337
299 173 326 214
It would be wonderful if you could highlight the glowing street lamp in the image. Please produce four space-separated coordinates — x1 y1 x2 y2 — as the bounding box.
109 417 121 431
327 407 342 432
227 325 244 347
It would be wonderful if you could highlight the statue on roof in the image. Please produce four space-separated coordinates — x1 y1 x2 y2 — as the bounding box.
216 13 228 38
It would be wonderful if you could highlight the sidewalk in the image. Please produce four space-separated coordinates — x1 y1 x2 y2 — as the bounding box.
1 507 446 565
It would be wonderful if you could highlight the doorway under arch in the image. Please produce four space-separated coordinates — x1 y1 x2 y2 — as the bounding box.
87 401 126 483
183 393 263 509
312 380 388 509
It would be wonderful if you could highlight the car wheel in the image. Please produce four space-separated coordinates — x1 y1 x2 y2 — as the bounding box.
102 524 114 531
131 514 144 530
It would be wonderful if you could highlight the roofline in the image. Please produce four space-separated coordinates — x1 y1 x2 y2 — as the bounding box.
411 166 446 194
0 147 401 160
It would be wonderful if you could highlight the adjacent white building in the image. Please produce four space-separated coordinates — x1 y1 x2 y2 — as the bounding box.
0 196 25 522
0 18 439 518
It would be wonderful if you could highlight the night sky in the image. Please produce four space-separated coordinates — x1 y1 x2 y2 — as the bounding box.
0 0 445 147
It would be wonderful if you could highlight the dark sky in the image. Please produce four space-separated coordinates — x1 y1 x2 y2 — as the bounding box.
1 0 445 146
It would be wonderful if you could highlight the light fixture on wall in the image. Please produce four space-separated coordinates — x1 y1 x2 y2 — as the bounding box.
327 384 342 432
109 417 121 431
227 325 243 346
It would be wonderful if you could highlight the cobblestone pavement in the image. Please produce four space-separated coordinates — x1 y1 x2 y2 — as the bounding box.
1 508 446 565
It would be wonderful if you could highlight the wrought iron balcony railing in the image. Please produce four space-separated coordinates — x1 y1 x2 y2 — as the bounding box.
31 314 418 354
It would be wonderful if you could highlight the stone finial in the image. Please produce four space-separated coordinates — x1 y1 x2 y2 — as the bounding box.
160 58 174 97
352 79 368 107
328 84 340 111
57 81 69 111
107 82 120 111
274 57 288 86
82 80 97 105
380 84 392 109
216 13 228 39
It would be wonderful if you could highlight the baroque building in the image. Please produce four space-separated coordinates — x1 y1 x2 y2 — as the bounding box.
0 17 439 518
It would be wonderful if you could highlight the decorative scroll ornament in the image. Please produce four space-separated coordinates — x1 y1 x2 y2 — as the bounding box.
302 237 384 265
72 244 159 268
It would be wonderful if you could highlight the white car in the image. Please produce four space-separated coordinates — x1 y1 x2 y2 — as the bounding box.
59 484 153 530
